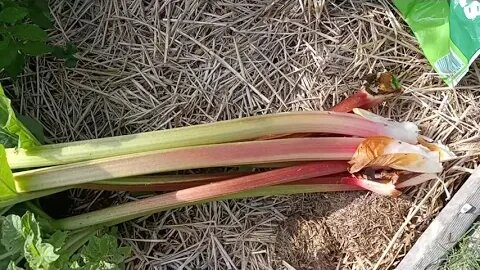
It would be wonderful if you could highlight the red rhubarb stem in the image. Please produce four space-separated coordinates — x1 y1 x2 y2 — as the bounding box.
53 161 348 230
329 89 382 113
80 173 252 192
81 172 354 192
257 73 402 140
331 71 401 113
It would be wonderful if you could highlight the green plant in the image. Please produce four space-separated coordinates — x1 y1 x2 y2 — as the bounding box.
0 0 76 79
441 223 480 270
0 211 131 270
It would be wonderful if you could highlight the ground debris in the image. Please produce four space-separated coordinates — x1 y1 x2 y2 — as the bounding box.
276 193 412 269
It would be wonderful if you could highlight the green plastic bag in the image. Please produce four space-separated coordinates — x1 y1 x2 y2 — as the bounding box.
395 0 480 87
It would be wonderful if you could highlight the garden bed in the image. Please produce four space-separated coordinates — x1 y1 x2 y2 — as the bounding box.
5 0 479 269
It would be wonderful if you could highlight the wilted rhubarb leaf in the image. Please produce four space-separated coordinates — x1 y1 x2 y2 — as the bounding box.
348 136 443 174
417 136 456 162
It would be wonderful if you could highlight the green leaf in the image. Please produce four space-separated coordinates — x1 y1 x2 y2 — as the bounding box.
0 82 42 207
0 7 28 24
0 83 41 148
29 0 50 13
0 212 70 270
0 40 18 69
1 212 128 270
10 24 47 41
50 45 67 58
14 212 57 269
21 212 41 243
71 234 131 270
46 231 68 251
7 261 24 270
65 57 77 68
0 130 18 148
391 74 401 90
16 113 45 144
25 241 59 269
4 53 25 79
20 41 51 56
27 10 53 29
65 43 77 55
0 214 24 255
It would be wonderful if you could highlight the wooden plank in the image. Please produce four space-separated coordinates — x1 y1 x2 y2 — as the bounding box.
396 166 480 270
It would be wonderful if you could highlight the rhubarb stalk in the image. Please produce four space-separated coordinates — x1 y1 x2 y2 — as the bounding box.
330 71 402 112
6 111 418 169
257 71 402 140
81 172 405 197
14 137 363 192
52 161 349 230
80 173 253 191
80 173 355 192
53 169 436 230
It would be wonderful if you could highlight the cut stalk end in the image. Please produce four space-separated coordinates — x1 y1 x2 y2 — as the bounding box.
341 175 401 197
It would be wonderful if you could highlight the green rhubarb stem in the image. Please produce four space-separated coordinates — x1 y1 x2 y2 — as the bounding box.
0 188 67 208
61 227 100 258
24 201 54 223
0 250 16 261
6 111 417 169
14 137 363 192
0 205 12 215
52 161 348 230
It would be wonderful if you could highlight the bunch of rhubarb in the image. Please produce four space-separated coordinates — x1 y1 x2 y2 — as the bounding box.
0 72 454 231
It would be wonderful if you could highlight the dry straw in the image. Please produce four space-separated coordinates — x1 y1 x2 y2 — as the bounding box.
7 0 479 269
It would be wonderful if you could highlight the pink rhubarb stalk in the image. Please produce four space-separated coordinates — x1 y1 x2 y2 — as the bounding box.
6 110 417 169
15 137 363 192
330 89 386 113
81 171 435 198
53 161 349 230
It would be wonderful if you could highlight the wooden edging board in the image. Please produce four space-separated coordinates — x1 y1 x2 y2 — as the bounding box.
396 166 480 270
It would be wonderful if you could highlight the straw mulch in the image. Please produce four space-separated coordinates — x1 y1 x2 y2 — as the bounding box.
6 0 479 269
